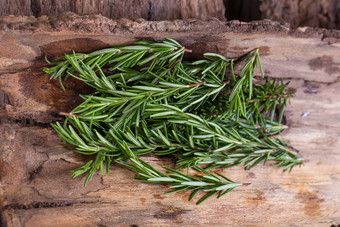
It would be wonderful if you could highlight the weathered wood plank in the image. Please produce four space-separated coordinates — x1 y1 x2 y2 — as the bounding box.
0 14 339 226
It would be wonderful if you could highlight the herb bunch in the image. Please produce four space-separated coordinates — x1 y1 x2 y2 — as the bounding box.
44 39 303 204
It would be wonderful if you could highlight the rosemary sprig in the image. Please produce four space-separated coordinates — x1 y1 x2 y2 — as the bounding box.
117 140 240 204
44 39 186 91
45 39 303 204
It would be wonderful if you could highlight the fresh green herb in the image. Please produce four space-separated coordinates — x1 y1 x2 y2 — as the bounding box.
45 38 303 204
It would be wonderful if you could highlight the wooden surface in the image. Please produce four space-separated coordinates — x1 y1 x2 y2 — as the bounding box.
0 0 225 21
0 14 340 226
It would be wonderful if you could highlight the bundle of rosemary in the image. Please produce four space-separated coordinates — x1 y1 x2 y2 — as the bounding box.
44 39 303 204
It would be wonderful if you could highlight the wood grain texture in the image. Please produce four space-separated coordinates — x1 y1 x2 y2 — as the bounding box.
0 0 226 21
0 14 340 226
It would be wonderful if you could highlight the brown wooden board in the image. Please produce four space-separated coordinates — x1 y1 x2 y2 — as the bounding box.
0 14 340 226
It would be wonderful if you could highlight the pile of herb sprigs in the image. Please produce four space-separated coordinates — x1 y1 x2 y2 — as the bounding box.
44 39 303 204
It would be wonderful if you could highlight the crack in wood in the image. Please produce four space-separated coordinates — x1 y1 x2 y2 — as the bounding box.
28 163 44 182
0 209 7 227
147 1 155 21
0 89 10 107
30 0 41 18
3 201 74 210
0 115 52 127
2 199 102 211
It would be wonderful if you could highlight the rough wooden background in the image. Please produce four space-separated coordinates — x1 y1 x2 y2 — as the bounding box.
0 14 340 226
0 0 226 21
260 0 340 29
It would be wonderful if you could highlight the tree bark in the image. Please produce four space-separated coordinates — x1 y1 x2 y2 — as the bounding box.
0 14 340 227
260 0 340 29
0 0 226 21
